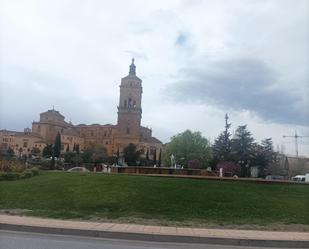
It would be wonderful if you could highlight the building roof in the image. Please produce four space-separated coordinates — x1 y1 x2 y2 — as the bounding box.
76 123 115 128
141 136 162 144
62 128 80 136
0 129 42 139
40 109 64 118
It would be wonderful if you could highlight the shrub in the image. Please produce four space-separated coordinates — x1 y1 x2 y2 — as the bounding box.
2 172 21 180
21 169 33 179
0 159 27 172
30 167 39 176
216 161 241 176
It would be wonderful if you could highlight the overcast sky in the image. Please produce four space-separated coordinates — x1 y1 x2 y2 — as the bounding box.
1 0 308 156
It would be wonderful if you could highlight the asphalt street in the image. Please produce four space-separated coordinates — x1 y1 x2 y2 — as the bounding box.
0 230 299 249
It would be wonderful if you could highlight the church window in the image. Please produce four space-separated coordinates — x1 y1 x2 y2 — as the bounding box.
126 127 130 134
133 100 136 108
128 98 132 108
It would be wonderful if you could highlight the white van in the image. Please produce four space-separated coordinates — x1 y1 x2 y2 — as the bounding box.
292 175 306 182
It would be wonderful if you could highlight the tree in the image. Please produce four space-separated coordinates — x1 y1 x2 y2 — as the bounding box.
153 149 157 166
163 130 212 168
75 144 80 154
213 114 232 162
64 151 76 163
158 148 162 167
54 132 61 158
81 145 107 163
251 138 276 177
123 143 140 166
91 145 107 163
42 144 53 157
231 125 255 177
31 147 41 155
116 147 120 164
6 147 14 158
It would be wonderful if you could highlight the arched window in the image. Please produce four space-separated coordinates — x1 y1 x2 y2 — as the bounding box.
124 100 127 108
126 127 130 134
133 100 136 108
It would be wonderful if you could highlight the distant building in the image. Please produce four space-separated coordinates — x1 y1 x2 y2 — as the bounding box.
267 154 309 178
0 59 162 159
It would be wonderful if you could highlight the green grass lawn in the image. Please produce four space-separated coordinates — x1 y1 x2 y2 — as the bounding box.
0 172 308 227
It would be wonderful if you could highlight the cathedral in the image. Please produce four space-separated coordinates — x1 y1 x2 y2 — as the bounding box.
0 60 163 160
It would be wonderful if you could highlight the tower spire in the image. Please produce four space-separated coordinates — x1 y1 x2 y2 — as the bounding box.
129 58 136 76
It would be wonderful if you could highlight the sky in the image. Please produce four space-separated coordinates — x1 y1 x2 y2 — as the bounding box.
0 0 308 156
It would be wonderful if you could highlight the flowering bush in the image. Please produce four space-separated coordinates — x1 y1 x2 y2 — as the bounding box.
0 159 39 180
0 159 26 172
216 161 240 176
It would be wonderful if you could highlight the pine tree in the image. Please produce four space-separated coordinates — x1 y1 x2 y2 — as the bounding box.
213 114 232 162
260 138 275 173
231 125 255 177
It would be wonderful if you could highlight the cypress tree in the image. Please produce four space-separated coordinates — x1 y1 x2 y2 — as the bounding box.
54 132 61 158
158 148 162 167
153 149 157 165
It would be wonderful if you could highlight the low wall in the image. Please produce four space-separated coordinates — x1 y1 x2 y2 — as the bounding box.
111 166 216 176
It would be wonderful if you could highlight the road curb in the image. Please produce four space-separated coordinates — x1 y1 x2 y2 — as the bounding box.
1 223 308 248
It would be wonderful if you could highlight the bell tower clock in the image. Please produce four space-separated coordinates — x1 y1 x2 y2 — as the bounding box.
117 58 143 138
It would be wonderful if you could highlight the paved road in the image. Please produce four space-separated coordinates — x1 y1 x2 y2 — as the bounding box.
0 230 296 249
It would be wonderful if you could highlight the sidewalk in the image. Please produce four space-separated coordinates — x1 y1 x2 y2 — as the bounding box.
0 214 308 248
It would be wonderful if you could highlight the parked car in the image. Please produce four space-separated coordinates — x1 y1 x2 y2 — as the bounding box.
67 167 89 172
265 175 284 181
292 175 306 182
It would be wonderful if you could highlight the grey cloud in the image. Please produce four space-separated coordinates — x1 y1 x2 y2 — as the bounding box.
168 58 309 126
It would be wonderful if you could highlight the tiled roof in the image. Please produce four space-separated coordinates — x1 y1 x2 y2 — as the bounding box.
40 109 64 118
141 136 162 144
62 128 80 136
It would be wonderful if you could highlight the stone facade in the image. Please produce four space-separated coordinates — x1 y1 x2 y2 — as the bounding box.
0 59 162 159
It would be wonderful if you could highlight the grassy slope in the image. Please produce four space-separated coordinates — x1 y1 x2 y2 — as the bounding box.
0 172 308 226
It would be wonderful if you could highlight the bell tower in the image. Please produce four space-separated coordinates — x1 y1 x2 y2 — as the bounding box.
117 58 143 138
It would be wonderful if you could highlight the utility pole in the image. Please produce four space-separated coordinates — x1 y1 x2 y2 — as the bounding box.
283 131 309 157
